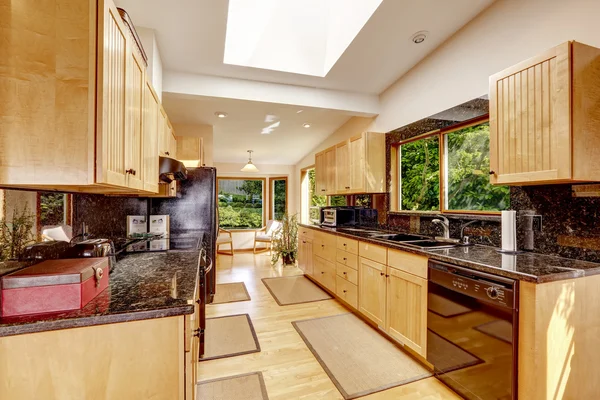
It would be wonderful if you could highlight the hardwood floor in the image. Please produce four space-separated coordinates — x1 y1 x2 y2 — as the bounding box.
200 252 461 399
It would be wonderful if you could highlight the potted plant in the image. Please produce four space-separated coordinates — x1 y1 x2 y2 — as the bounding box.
0 205 36 261
271 213 298 266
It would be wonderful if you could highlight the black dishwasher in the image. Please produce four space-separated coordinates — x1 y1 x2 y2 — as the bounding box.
427 261 518 400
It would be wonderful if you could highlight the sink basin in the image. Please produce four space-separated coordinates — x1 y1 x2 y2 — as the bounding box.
401 240 460 250
370 233 428 242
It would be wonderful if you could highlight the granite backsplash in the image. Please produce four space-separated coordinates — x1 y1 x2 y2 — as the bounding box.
384 97 600 264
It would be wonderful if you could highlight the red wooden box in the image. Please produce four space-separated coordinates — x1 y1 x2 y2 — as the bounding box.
1 258 109 317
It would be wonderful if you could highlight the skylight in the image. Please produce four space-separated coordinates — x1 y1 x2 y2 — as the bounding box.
224 0 383 77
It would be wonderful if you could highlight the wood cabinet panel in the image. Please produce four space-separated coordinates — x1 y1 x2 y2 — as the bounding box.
335 250 358 270
386 267 428 357
96 0 129 188
298 238 314 276
177 136 204 167
359 241 387 265
387 249 428 279
299 227 315 240
336 236 358 255
358 257 386 327
336 276 358 309
314 256 336 292
0 316 185 400
124 45 145 190
313 231 336 261
336 263 358 285
324 146 337 195
349 135 365 192
142 79 159 193
489 41 600 185
336 141 350 193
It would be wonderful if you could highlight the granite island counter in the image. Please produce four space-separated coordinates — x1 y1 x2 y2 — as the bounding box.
0 245 203 400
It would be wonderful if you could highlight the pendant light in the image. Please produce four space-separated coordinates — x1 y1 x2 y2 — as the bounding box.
241 150 259 172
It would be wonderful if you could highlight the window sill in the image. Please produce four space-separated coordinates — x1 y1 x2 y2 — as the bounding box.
388 210 501 222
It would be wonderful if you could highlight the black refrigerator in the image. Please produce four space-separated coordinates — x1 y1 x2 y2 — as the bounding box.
150 167 217 302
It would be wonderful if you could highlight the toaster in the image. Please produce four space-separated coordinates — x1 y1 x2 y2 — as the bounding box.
65 239 116 271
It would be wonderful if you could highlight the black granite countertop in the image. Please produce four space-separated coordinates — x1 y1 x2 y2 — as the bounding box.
0 248 201 337
300 224 600 283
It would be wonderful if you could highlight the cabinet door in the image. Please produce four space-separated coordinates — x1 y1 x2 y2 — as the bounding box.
158 107 169 156
349 134 365 192
298 238 314 275
336 141 350 193
314 256 336 292
386 267 428 357
176 136 203 167
358 257 386 327
96 0 129 187
315 151 327 194
325 147 337 195
142 80 159 193
124 46 145 190
489 42 571 185
169 128 178 159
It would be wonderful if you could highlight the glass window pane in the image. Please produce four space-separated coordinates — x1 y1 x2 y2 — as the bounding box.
39 192 67 226
272 179 287 220
308 169 326 223
354 194 372 207
218 179 264 229
329 195 347 206
444 122 510 211
400 136 440 211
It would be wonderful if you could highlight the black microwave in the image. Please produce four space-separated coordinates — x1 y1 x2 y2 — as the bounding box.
320 207 356 227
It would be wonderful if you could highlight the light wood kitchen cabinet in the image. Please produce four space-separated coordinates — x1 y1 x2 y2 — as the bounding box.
348 132 386 193
314 256 336 292
489 41 600 185
142 79 160 193
314 146 337 195
168 124 178 159
336 141 351 193
158 106 169 156
298 235 314 276
0 0 175 194
386 267 428 357
314 151 327 194
358 257 387 328
177 136 205 167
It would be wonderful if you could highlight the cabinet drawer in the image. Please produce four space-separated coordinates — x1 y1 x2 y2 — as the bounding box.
336 250 358 270
387 249 428 279
336 276 358 309
337 236 358 254
314 242 336 261
359 241 387 264
336 263 358 285
299 227 315 240
314 256 336 293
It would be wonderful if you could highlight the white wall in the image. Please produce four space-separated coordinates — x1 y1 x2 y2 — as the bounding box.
172 123 214 167
215 162 296 250
136 27 163 99
375 0 600 133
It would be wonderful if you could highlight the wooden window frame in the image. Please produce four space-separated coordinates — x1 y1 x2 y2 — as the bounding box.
216 177 267 231
36 192 73 238
391 115 503 216
268 176 288 220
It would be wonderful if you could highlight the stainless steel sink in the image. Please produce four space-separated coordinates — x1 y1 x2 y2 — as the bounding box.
401 240 462 250
369 233 428 241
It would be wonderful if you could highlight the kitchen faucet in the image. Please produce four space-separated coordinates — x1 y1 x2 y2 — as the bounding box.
432 216 451 240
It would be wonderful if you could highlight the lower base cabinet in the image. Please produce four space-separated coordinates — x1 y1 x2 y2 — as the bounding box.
386 267 428 357
358 257 387 328
314 256 336 292
336 275 358 309
298 237 314 276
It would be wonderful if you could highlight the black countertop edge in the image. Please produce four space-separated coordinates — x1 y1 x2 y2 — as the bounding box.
299 224 599 284
0 306 194 338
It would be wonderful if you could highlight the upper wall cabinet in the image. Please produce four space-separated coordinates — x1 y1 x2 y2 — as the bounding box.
177 136 205 168
0 0 170 194
315 132 385 196
489 41 600 185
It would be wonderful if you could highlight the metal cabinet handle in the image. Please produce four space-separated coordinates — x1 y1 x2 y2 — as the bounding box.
321 271 325 274
321 244 325 248
165 151 170 156
343 257 347 261
345 186 350 189
343 271 347 275
489 170 495 175
343 243 347 247
385 274 390 278
126 169 136 175
380 272 385 276
343 290 347 293
321 189 326 191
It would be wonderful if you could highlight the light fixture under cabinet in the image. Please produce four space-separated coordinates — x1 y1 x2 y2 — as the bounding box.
241 150 259 172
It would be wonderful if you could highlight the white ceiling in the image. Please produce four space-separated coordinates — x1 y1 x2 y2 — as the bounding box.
163 94 353 164
117 0 495 94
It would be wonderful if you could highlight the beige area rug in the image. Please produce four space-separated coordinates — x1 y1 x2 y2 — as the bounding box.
197 372 269 400
212 282 251 304
262 276 332 306
292 313 432 399
427 330 483 373
201 314 260 361
473 320 513 344
428 293 472 317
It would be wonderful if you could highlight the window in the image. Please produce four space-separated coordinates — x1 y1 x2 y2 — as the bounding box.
399 135 440 211
394 120 509 214
218 178 265 229
354 194 372 208
37 192 70 227
444 123 510 211
269 177 287 220
329 195 347 206
308 169 326 223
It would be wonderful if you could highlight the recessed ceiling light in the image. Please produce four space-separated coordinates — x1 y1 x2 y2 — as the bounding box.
215 111 228 118
303 123 311 128
411 31 428 44
297 110 304 114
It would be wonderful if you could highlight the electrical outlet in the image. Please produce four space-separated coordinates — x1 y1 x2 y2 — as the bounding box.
532 215 542 232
